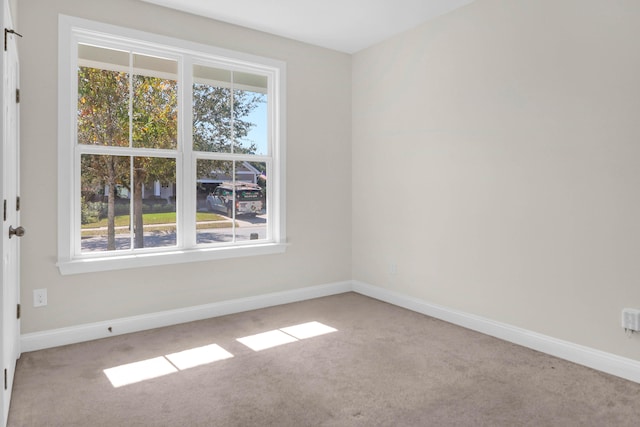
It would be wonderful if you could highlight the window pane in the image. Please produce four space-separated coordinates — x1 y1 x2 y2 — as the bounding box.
196 160 234 244
193 66 232 153
235 161 267 241
77 45 130 147
233 72 268 155
196 160 266 244
132 54 178 149
132 157 177 249
81 154 131 252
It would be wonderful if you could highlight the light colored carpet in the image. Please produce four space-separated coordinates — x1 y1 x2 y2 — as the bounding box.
8 292 640 426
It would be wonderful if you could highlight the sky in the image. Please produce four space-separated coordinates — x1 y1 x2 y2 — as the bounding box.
238 93 268 155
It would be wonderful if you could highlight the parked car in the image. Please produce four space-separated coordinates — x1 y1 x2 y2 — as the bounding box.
206 182 264 217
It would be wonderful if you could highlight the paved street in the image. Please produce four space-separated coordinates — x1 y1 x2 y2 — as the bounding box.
81 216 267 252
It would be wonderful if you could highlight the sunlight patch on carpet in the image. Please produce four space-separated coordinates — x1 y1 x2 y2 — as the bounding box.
166 344 234 370
281 321 338 339
104 357 178 388
237 321 338 351
104 344 234 387
236 330 298 351
104 322 338 387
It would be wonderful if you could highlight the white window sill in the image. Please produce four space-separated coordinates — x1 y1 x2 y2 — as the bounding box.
57 243 288 275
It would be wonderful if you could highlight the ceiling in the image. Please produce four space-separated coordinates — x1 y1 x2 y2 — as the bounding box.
140 0 475 54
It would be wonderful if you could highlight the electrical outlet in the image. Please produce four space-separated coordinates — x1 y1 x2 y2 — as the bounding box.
33 289 47 307
622 308 640 332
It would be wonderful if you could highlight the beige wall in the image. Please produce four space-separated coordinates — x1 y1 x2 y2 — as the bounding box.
353 0 640 360
18 0 640 363
18 0 352 333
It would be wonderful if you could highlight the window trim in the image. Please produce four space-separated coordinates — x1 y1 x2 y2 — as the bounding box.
57 15 287 275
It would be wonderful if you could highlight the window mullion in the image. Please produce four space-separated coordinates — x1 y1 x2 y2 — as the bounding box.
72 146 82 257
77 145 179 158
128 51 135 251
182 56 196 249
231 160 236 243
265 158 273 242
129 156 135 250
193 152 271 163
230 71 235 155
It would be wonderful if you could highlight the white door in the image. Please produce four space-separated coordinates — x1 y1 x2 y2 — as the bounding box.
0 0 21 425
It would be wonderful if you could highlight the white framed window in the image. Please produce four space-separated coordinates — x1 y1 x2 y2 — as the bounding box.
58 15 286 275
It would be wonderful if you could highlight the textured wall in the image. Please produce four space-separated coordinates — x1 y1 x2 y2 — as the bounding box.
352 0 640 359
19 0 352 332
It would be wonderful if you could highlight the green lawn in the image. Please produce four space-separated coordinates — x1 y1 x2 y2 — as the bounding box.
82 212 226 229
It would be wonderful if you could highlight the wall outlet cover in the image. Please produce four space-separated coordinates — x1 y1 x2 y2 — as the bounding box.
33 289 47 307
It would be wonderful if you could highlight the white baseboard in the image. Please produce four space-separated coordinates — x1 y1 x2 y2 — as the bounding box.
20 281 352 353
21 279 640 384
352 280 640 384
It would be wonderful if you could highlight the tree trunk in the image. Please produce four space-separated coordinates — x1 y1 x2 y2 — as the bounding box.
106 157 116 251
133 167 146 248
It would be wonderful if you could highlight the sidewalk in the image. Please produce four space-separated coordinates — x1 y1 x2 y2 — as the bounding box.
81 219 234 233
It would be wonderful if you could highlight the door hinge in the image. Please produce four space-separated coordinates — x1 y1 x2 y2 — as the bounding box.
3 369 6 390
17 304 20 320
16 88 19 103
3 200 6 221
4 28 22 51
16 196 20 211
